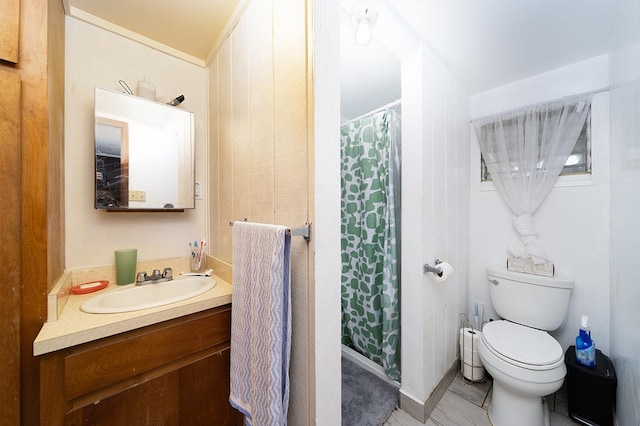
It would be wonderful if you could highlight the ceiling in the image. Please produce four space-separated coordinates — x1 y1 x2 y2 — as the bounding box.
340 0 622 120
67 0 242 62
67 0 624 119
388 0 618 95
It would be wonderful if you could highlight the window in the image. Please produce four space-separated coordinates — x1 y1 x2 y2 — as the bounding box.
480 107 591 182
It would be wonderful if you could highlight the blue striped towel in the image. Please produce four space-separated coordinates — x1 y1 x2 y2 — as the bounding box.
229 221 292 426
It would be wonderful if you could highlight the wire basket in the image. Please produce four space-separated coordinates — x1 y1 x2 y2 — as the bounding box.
458 314 485 383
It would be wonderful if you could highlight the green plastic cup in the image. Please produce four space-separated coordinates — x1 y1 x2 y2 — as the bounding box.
114 249 137 285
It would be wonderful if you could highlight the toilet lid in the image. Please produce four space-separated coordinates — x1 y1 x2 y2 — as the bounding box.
482 320 563 367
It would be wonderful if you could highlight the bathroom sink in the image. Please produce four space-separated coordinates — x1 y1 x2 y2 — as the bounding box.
80 276 216 314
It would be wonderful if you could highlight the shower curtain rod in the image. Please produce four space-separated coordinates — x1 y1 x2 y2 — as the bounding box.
344 98 402 125
470 87 610 125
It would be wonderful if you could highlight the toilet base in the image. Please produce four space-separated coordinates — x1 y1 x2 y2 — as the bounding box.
488 380 550 426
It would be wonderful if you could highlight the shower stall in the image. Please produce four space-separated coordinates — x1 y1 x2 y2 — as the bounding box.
340 101 401 384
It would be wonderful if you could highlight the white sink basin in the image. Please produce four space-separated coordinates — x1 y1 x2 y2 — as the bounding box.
80 276 216 314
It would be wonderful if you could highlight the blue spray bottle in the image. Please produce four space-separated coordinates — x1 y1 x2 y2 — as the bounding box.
575 315 596 368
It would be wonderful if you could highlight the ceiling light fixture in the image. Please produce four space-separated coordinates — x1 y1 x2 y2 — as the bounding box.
352 6 377 45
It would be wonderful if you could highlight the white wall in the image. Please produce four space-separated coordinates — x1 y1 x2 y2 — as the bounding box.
401 43 469 408
314 1 342 423
338 6 471 417
609 0 640 423
469 55 611 353
65 17 208 268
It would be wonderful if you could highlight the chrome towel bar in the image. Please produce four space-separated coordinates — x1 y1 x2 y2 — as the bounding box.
229 219 311 241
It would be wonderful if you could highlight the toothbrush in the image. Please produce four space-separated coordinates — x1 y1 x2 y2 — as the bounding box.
197 240 204 262
199 241 207 262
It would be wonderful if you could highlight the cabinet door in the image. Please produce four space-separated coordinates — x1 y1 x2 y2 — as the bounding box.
67 349 242 426
178 348 242 425
0 0 20 63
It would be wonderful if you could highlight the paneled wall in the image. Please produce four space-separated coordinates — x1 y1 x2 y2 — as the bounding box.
208 0 313 423
400 44 470 419
0 0 66 423
609 0 640 423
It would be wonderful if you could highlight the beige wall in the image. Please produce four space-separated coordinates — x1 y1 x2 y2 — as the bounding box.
65 17 208 268
208 0 314 423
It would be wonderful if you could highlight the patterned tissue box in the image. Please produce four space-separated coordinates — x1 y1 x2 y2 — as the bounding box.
507 256 554 277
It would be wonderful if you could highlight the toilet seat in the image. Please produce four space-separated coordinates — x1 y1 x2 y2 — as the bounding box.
482 320 564 371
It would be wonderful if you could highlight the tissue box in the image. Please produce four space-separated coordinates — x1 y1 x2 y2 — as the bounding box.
507 256 554 277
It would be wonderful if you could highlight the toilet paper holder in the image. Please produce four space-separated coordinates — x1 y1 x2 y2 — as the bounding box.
459 315 485 383
423 259 444 276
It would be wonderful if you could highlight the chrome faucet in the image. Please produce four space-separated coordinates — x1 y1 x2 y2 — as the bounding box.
136 267 173 285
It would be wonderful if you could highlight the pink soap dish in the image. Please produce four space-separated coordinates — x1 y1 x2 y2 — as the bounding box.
71 280 109 295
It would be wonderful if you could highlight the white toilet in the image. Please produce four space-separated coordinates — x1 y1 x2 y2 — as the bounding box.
478 267 574 426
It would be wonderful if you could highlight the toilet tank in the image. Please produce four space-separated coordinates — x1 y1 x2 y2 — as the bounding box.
487 267 574 331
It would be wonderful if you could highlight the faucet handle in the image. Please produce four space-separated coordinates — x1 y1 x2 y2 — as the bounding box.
136 271 148 283
162 267 173 280
151 269 162 280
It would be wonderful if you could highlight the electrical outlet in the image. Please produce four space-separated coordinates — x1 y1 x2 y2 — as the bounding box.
129 190 146 201
195 182 202 199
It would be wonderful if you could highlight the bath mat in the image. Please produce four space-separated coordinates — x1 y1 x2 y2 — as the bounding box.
342 356 399 425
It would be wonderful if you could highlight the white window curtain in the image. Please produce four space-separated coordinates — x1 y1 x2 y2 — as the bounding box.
473 93 593 264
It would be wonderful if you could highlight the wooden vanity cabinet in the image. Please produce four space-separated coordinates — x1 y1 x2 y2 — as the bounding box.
39 305 243 425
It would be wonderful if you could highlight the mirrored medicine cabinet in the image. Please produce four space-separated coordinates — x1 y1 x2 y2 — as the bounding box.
94 86 195 211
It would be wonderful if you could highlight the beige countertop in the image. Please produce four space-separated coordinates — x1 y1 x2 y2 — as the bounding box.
33 274 233 356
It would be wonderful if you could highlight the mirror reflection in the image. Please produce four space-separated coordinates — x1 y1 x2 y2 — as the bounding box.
94 86 195 210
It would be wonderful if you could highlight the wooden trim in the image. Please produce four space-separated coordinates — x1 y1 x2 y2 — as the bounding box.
48 0 66 290
96 117 129 208
14 0 67 423
0 67 21 426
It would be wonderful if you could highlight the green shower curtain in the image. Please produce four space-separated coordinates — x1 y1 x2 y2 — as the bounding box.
340 107 401 381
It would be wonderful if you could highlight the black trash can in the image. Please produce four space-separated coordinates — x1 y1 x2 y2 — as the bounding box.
564 345 617 426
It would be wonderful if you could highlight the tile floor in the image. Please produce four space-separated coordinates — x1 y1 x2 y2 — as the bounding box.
385 371 577 426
